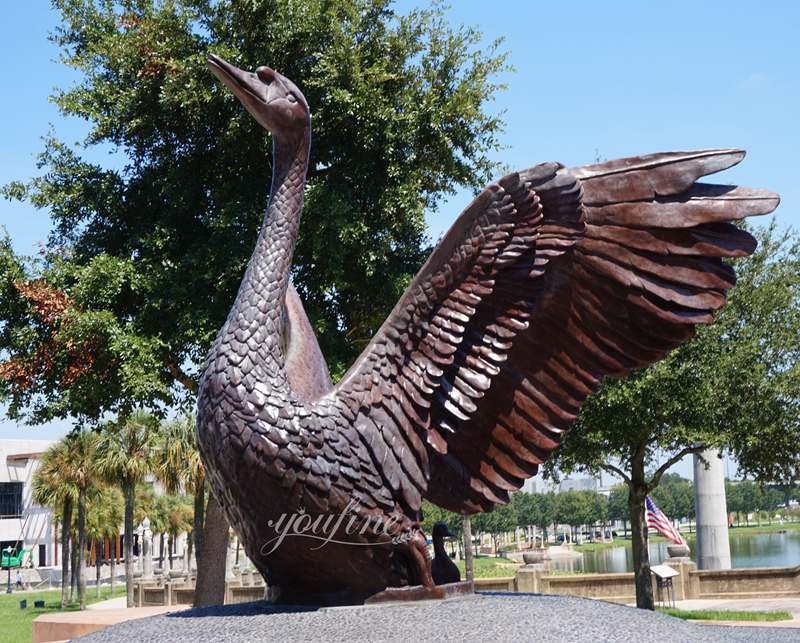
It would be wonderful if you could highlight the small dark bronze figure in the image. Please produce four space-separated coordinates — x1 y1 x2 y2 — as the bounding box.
196 54 779 605
431 522 461 586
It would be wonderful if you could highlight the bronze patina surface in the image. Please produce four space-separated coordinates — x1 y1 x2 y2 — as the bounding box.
196 54 779 605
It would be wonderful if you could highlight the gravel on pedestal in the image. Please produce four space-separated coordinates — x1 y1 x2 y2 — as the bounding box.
74 593 798 643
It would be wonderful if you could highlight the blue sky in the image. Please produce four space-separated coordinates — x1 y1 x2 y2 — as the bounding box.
0 1 796 478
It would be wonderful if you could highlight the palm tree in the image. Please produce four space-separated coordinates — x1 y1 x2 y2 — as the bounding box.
32 439 78 608
164 494 193 571
85 486 123 598
46 431 99 610
147 493 170 570
152 415 205 567
71 430 99 610
94 411 157 608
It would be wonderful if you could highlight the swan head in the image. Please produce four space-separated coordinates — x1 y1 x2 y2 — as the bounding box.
207 54 310 140
432 521 456 542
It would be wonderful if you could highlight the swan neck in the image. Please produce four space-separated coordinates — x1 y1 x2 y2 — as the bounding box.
223 127 310 393
433 534 448 558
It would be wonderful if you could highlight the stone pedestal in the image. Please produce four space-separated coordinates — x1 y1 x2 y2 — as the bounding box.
666 543 691 560
693 449 732 570
663 559 698 600
515 564 546 593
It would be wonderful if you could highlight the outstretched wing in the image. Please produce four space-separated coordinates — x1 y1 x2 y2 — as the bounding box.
325 149 779 515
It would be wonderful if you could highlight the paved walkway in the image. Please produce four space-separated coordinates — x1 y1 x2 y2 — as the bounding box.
88 597 128 610
671 597 800 628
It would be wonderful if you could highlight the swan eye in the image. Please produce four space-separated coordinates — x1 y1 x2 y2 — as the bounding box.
287 94 297 103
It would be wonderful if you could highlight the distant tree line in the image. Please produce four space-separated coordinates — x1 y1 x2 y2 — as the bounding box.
423 473 799 556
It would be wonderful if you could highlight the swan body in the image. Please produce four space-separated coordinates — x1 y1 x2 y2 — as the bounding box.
431 522 461 585
197 54 779 605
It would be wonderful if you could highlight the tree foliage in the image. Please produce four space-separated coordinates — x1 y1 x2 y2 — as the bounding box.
607 484 629 525
725 479 785 524
420 499 462 538
650 473 694 522
546 223 800 490
542 222 800 609
0 0 509 425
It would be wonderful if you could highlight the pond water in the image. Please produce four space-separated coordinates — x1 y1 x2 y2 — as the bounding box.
548 529 800 573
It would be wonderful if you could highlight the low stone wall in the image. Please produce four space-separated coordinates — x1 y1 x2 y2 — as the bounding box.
692 564 800 599
487 560 800 603
134 561 800 607
134 574 266 607
474 577 516 592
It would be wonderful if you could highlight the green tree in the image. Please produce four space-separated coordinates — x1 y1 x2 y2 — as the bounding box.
736 480 762 525
553 490 603 542
510 492 537 541
650 473 694 524
0 0 507 408
1 0 508 599
67 430 99 610
472 502 517 556
607 484 630 537
420 499 462 539
164 494 194 570
546 224 800 610
32 439 78 608
94 412 157 607
84 485 124 598
535 493 557 544
152 415 205 564
144 490 170 569
725 479 744 525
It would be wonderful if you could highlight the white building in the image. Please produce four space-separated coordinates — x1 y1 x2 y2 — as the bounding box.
558 477 599 493
0 439 56 568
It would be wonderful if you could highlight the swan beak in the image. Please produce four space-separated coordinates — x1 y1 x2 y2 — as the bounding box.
207 54 264 106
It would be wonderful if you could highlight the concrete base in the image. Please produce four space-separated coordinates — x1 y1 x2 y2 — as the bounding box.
364 580 473 604
32 606 181 643
61 594 800 642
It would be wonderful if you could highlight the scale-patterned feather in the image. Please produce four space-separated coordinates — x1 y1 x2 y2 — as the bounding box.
325 148 779 514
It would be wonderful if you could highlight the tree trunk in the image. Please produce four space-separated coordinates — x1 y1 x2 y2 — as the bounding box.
95 540 102 599
193 493 229 607
193 479 205 568
168 535 174 570
629 485 654 610
123 480 135 608
462 515 474 582
77 486 87 610
159 533 165 568
110 548 116 594
60 498 72 609
70 534 78 603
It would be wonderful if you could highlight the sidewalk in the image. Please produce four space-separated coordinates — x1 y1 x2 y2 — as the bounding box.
667 597 800 629
87 596 128 610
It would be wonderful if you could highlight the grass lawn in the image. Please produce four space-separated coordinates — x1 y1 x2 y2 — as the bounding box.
727 521 800 535
566 521 800 553
573 541 620 553
0 586 126 643
456 556 520 578
659 607 793 622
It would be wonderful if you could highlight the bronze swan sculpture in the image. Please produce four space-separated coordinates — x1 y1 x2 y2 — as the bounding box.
196 54 779 605
431 522 461 586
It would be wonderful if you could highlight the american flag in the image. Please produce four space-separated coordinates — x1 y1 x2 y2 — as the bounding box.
646 495 687 546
